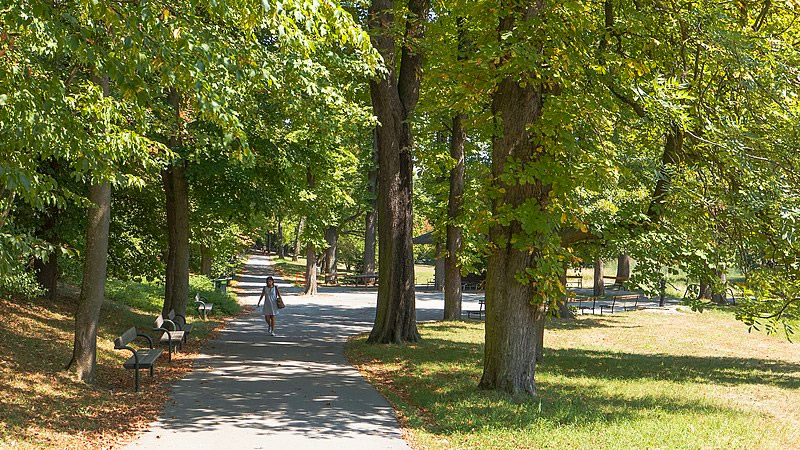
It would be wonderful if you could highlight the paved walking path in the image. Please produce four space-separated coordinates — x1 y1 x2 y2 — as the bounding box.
125 254 463 449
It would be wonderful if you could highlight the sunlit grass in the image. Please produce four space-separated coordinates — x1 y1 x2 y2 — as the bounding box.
347 308 800 449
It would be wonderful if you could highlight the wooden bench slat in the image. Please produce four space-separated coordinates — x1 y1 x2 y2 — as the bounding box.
122 349 163 369
114 327 138 349
159 331 185 343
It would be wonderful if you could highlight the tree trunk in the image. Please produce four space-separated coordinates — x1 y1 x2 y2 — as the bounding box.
34 252 59 300
711 270 727 304
366 0 429 344
277 220 285 259
162 87 190 317
699 281 712 299
647 125 685 219
304 243 318 295
67 182 111 382
200 244 212 276
363 128 379 282
616 254 631 279
67 75 112 382
593 258 605 296
443 111 466 321
34 198 59 300
558 268 575 319
266 232 272 256
325 226 338 284
292 218 304 262
434 242 444 291
479 6 549 395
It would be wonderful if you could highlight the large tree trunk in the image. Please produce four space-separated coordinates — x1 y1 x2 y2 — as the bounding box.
616 254 631 279
324 226 338 284
67 75 112 382
593 258 605 296
67 182 111 382
479 6 549 395
434 241 444 291
443 112 466 320
366 0 430 344
200 244 212 276
304 243 318 295
363 132 378 281
162 87 190 317
277 219 285 259
292 218 304 262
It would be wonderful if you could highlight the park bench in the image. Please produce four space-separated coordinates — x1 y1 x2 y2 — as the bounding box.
600 294 641 315
576 296 598 314
461 273 486 291
194 293 213 320
168 309 192 343
154 315 184 362
603 276 627 290
466 298 485 319
114 327 163 392
566 275 583 289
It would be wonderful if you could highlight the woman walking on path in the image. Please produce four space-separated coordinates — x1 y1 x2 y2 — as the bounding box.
256 276 283 336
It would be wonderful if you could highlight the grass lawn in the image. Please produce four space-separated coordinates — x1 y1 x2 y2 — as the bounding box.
0 275 239 448
347 308 800 449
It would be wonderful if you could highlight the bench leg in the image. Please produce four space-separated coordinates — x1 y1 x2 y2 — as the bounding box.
150 366 154 377
167 344 172 362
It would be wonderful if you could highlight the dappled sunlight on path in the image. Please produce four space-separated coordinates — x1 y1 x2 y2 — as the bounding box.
125 254 419 449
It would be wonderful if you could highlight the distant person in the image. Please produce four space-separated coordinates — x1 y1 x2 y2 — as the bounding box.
256 276 283 336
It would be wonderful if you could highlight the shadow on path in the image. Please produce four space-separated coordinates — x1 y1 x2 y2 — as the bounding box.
125 254 412 449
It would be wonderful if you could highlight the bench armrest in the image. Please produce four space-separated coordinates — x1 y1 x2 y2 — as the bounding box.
136 333 155 349
161 318 179 331
116 345 140 367
174 313 187 330
153 327 173 342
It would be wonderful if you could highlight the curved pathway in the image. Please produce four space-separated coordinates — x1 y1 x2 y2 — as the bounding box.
125 254 461 449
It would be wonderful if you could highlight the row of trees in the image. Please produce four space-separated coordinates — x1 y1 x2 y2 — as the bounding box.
3 0 800 398
1 0 378 382
369 0 800 395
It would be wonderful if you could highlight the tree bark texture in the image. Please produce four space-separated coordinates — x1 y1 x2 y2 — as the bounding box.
292 218 304 262
434 241 445 291
277 220 285 259
593 258 605 296
444 112 466 320
325 226 338 284
67 75 112 382
34 199 59 300
304 242 318 295
647 125 685 219
366 0 430 344
616 254 631 279
162 88 190 317
68 182 111 382
200 244 212 276
479 3 549 396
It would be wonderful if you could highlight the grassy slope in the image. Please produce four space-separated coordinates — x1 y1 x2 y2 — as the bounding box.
347 308 800 449
0 276 239 449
